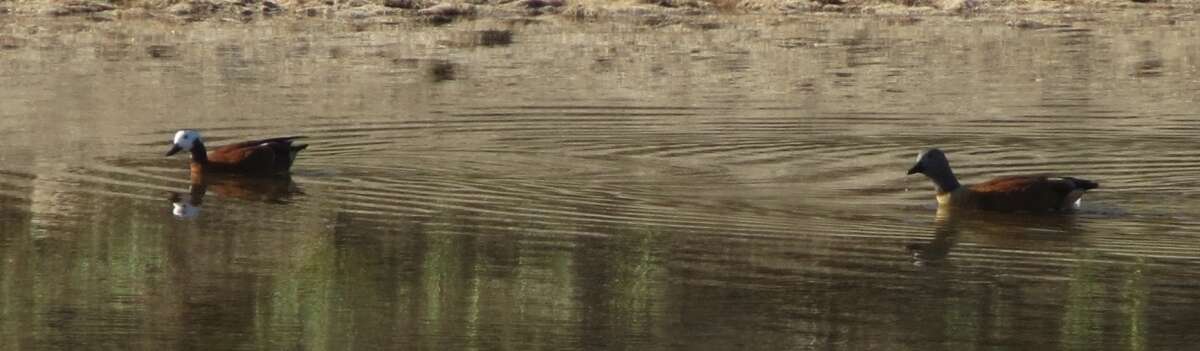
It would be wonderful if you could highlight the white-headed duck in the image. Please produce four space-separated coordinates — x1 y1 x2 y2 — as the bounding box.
166 130 307 175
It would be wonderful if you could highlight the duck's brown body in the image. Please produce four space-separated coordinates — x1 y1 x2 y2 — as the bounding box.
908 149 1098 213
937 175 1098 212
197 137 306 174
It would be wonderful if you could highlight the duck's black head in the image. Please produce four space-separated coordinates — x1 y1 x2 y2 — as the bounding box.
907 148 960 192
907 148 950 176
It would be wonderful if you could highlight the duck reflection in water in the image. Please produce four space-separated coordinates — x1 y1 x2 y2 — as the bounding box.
169 174 302 219
908 207 1083 266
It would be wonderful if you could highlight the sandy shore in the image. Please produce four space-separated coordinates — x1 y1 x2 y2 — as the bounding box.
0 0 1194 27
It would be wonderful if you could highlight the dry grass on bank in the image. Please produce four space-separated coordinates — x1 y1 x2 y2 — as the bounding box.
0 0 1190 22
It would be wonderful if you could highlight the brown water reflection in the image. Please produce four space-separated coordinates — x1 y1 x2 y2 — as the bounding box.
909 207 1084 263
2 15 1200 350
169 175 299 218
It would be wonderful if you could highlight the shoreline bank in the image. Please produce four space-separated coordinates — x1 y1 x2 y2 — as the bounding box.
0 0 1194 27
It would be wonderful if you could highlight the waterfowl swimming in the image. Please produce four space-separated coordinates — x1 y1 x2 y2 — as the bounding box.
166 130 307 175
906 148 1098 212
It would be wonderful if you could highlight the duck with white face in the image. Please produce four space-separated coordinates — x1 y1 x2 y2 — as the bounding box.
165 129 308 175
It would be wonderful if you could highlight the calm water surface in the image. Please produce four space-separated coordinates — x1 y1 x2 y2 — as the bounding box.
1 14 1199 350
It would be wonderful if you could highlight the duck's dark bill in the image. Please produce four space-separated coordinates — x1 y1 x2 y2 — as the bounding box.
165 145 182 156
907 164 924 175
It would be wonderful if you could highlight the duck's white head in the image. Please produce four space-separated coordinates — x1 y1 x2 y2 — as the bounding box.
166 130 202 156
